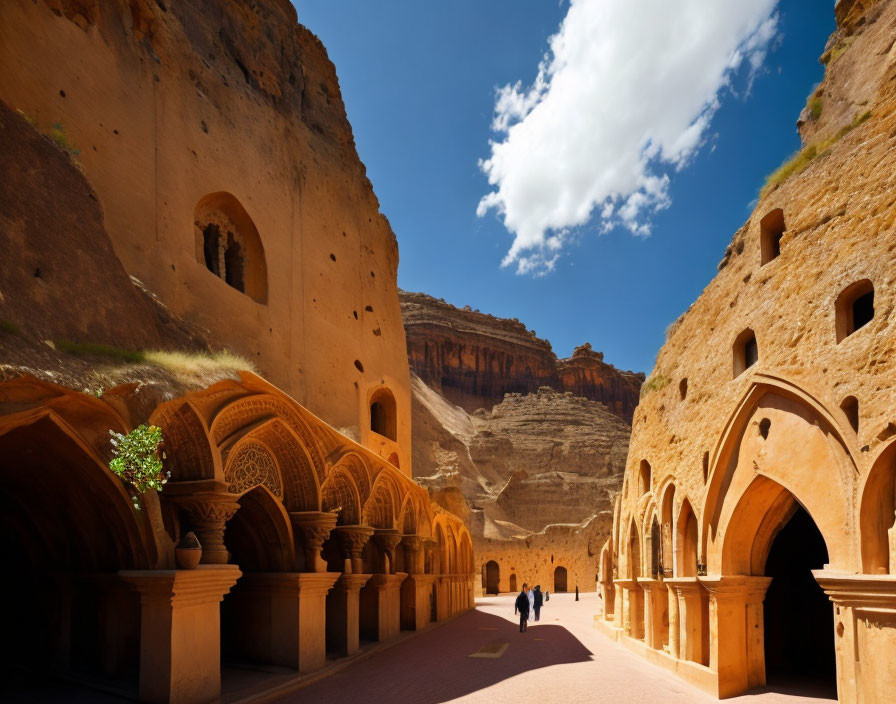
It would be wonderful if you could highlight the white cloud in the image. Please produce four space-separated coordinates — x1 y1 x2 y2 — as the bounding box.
477 0 780 274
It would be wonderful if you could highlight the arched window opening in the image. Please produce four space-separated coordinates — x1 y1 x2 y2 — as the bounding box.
509 573 518 593
638 460 651 497
194 192 267 303
650 517 661 578
553 565 568 592
836 280 874 342
485 560 500 594
840 396 859 433
733 328 758 378
369 388 397 441
660 485 675 578
676 500 698 577
760 208 785 265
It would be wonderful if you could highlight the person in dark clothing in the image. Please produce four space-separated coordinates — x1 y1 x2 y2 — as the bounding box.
514 583 530 632
532 585 544 621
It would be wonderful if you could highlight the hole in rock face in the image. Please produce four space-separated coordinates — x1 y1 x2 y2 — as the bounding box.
759 418 771 439
836 280 874 342
702 452 709 482
329 253 336 262
365 305 373 312
679 378 688 401
733 328 758 377
353 360 364 373
353 311 358 320
760 208 785 265
840 396 859 432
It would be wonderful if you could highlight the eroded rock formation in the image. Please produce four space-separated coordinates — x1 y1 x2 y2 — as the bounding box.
401 290 643 422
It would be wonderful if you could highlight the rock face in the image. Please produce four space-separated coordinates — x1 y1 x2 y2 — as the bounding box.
0 0 413 471
400 291 643 422
601 2 896 699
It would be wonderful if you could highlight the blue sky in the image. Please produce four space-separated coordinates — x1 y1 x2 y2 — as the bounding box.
294 1 833 374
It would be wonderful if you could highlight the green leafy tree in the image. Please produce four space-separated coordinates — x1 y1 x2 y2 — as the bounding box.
109 424 169 509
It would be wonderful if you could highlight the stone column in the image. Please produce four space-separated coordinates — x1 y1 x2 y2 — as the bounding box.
613 579 624 628
172 491 240 565
638 578 668 650
359 573 407 641
614 579 643 639
401 573 438 630
667 581 681 657
228 571 340 674
700 575 771 698
373 528 402 574
289 511 337 572
599 579 615 620
813 570 896 704
120 565 241 704
332 525 374 574
666 577 707 666
326 573 371 656
402 535 425 575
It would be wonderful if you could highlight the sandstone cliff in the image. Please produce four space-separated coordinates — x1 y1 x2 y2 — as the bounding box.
400 290 644 422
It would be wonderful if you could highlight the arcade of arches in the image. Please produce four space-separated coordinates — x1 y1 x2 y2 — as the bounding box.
596 379 896 703
0 374 474 704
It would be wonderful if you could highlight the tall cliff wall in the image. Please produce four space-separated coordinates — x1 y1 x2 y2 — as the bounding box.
400 291 644 421
0 0 413 471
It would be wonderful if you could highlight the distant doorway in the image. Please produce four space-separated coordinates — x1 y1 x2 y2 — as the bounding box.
485 560 500 595
554 566 568 593
763 506 835 694
509 574 517 593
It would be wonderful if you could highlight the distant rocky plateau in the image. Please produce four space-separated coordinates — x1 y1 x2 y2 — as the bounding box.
401 290 641 551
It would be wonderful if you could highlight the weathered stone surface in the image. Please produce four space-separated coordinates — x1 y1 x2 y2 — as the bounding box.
0 0 413 471
400 291 643 422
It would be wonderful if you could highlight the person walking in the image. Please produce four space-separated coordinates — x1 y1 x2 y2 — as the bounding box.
526 581 535 622
514 583 530 632
532 584 544 621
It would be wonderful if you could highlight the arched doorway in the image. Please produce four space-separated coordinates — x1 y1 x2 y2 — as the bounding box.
509 574 517 593
763 506 835 693
554 566 568 592
485 560 499 595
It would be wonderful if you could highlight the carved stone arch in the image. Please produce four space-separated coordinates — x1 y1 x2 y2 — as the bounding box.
363 472 400 529
320 467 362 525
676 497 699 577
626 516 642 579
858 438 896 574
702 376 858 574
223 431 284 499
0 411 158 570
210 394 327 484
224 484 294 572
330 450 373 502
459 530 474 573
151 400 220 482
251 419 320 512
399 494 419 534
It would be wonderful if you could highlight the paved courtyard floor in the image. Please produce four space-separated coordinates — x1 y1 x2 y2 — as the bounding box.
287 592 836 704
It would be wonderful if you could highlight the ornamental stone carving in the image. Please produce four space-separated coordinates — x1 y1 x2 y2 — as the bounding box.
225 440 283 498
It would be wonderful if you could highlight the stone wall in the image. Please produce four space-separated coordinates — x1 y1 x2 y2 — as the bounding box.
0 0 412 472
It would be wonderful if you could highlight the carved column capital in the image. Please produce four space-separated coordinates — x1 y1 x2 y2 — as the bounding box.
170 492 241 565
332 525 375 573
289 511 338 572
401 534 425 574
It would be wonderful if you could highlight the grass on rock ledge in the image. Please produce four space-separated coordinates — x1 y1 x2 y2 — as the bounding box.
55 340 255 381
761 111 871 199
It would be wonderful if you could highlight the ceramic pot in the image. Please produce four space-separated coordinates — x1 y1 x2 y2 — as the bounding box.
175 531 202 569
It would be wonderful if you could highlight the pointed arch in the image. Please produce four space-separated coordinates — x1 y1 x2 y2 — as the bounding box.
150 400 220 482
363 472 400 529
320 467 362 525
225 485 294 571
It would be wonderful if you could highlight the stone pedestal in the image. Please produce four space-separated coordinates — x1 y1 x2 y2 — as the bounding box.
435 575 450 621
615 579 644 639
401 573 437 630
700 575 771 697
290 511 337 572
599 580 615 620
120 566 241 704
814 570 896 704
638 578 668 650
332 525 374 574
666 578 708 666
326 573 371 656
170 488 240 565
228 571 340 674
360 573 407 641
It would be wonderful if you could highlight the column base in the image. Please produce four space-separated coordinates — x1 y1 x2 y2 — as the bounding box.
360 573 407 641
326 573 371 657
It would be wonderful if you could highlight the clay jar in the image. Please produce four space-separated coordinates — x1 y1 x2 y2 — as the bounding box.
175 531 202 570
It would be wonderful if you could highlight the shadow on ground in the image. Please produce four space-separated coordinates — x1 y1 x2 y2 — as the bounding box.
288 608 593 703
